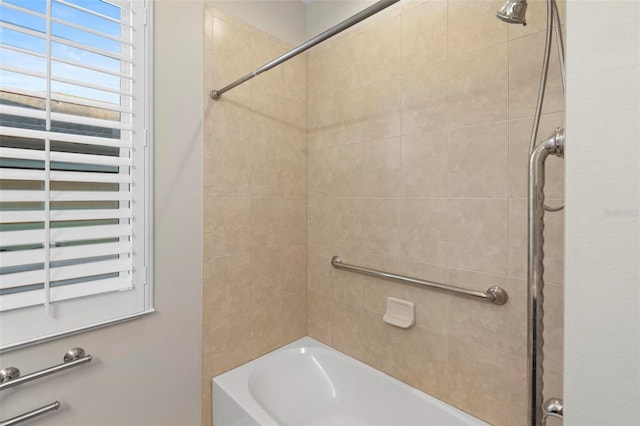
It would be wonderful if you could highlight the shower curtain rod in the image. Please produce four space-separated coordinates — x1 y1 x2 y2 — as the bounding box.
210 0 401 100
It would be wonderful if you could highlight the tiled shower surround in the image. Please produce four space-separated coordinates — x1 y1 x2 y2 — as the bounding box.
203 1 564 425
202 6 307 424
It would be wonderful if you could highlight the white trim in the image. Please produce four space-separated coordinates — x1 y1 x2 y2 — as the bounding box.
0 309 155 354
144 0 154 309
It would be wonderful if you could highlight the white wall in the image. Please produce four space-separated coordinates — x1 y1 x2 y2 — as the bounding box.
0 2 204 424
564 1 640 425
305 0 375 38
207 0 306 44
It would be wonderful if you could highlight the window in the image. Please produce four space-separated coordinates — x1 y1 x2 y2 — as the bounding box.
0 0 152 351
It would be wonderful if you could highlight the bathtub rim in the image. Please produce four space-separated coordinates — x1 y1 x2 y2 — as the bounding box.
212 336 489 426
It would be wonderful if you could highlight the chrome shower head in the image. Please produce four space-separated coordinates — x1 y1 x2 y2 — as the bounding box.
496 0 528 26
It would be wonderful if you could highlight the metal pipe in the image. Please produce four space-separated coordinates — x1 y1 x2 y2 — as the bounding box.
551 0 566 91
528 0 554 157
0 401 60 426
528 126 564 426
0 348 92 392
210 0 401 100
331 256 508 305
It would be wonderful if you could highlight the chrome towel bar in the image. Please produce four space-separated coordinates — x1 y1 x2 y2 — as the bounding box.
0 401 60 426
0 348 91 392
331 256 508 305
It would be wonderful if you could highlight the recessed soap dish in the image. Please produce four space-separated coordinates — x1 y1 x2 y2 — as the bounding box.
382 297 415 329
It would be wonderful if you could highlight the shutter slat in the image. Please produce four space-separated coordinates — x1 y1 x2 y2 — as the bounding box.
0 42 47 59
51 73 132 96
0 290 42 312
1 269 44 289
0 169 45 181
50 151 132 167
0 105 46 121
1 147 46 161
0 247 43 268
0 229 44 246
0 22 45 41
0 190 130 202
1 259 130 289
50 111 133 131
1 72 133 108
0 277 132 312
50 170 131 183
54 0 133 27
0 210 44 223
51 92 132 113
51 35 133 63
0 169 134 184
50 276 132 302
50 224 131 242
0 242 132 268
50 242 132 262
0 1 47 19
0 63 46 80
50 258 132 282
0 126 132 149
0 208 131 223
50 17 133 46
51 208 131 221
0 190 45 202
50 191 131 201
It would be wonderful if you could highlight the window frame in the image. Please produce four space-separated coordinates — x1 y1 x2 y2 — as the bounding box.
0 0 154 353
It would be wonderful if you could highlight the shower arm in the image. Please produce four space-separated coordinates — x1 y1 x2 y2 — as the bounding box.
528 126 565 426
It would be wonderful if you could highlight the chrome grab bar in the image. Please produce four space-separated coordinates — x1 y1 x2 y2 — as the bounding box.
0 348 92 392
331 256 508 305
0 401 60 426
528 126 565 426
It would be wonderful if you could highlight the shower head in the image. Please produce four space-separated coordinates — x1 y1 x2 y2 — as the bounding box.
496 0 528 26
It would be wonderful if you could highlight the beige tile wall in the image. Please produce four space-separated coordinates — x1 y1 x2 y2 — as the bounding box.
306 1 564 425
202 6 307 425
203 1 565 425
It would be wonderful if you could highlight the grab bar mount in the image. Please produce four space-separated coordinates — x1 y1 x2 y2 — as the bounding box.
0 367 20 384
0 347 92 392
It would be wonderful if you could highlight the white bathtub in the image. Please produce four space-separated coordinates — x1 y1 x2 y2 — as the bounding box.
212 337 488 426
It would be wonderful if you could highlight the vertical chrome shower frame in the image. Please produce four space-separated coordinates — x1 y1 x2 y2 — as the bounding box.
528 126 565 426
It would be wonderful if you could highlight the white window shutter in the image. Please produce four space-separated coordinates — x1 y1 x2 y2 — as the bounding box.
0 0 152 351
